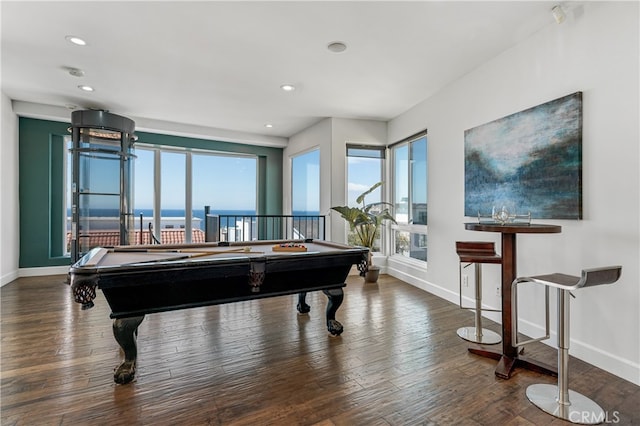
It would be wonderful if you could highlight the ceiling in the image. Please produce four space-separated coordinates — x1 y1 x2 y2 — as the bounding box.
1 1 561 146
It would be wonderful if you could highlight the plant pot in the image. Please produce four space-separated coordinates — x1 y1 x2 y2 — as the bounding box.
364 266 380 283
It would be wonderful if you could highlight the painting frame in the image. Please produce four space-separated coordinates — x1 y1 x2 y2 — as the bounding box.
464 92 583 219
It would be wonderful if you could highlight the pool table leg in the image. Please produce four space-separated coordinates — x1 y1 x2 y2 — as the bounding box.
112 315 145 384
297 290 344 336
297 292 311 314
323 288 344 336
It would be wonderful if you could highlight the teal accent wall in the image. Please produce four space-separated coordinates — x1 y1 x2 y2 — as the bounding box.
19 118 70 268
19 117 283 268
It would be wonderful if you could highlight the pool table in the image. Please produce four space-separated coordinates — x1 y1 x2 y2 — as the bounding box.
69 239 368 384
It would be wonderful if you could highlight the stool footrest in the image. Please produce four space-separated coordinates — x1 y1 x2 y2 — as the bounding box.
459 302 500 312
512 279 550 348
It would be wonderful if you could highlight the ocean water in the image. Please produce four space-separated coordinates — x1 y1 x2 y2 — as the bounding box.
71 208 320 217
135 209 256 223
69 209 321 231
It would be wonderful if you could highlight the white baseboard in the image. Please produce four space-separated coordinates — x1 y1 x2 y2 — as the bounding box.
517 319 640 386
387 259 457 303
2 266 71 286
1 270 18 287
386 259 639 386
19 265 70 278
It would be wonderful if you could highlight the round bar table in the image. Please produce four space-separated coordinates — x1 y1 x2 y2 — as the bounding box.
464 222 562 379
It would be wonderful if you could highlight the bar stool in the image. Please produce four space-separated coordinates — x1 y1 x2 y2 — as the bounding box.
512 266 622 424
455 241 502 344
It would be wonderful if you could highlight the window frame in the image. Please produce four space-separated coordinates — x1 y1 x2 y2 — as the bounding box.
389 130 428 263
290 148 320 215
138 144 259 243
345 144 386 251
64 142 258 250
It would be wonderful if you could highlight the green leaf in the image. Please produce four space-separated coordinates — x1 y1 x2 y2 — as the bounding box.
331 181 396 252
355 181 383 206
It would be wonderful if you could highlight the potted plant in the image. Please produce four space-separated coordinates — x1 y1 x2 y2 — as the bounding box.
331 182 396 282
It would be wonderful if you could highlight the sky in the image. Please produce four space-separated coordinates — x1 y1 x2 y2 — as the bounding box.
134 148 257 211
347 156 382 206
71 144 386 214
291 149 320 212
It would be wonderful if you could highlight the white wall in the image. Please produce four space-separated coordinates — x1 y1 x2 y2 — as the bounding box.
285 117 386 242
388 2 639 385
1 92 20 285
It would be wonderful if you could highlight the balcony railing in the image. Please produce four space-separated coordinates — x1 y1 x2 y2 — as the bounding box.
205 215 326 242
66 215 325 257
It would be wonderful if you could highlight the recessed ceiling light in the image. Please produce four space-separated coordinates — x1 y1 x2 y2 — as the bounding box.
78 85 94 92
280 84 295 92
327 41 347 53
264 124 273 128
65 35 87 46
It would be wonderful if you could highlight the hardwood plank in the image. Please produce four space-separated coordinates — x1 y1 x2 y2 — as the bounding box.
1 274 638 425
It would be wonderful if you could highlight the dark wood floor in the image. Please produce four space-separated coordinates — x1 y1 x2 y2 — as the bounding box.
1 274 638 425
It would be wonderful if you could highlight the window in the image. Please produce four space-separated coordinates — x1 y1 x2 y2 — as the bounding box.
391 132 428 262
132 148 155 241
160 151 186 242
192 153 257 241
346 145 384 249
291 149 320 215
69 144 258 247
192 153 257 224
346 145 384 207
135 146 258 243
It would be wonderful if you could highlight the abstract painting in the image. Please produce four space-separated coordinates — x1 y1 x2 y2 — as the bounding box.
464 92 582 219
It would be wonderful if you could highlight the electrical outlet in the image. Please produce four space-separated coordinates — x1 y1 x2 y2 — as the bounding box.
496 286 501 297
462 274 469 287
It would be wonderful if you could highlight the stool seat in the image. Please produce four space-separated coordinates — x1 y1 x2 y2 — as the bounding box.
456 241 502 264
516 267 621 291
455 241 502 345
